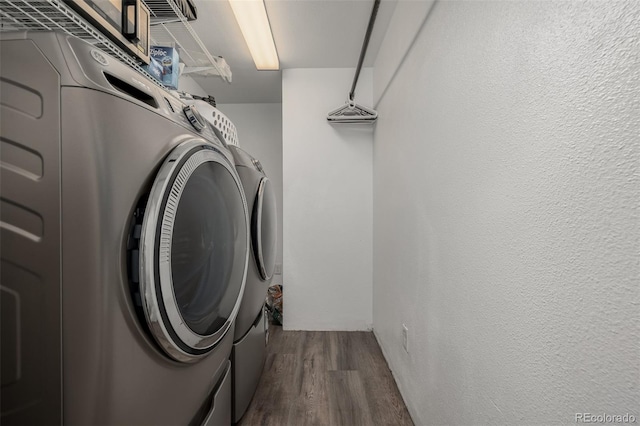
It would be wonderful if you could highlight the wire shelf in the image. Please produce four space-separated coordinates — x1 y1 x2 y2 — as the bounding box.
146 0 231 82
0 0 165 87
145 0 185 24
0 0 231 84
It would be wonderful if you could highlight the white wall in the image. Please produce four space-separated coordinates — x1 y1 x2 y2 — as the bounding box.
372 1 639 425
282 68 373 331
177 75 208 97
372 0 434 106
218 103 284 281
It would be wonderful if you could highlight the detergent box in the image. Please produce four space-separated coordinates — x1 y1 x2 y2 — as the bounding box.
149 45 180 89
144 56 163 82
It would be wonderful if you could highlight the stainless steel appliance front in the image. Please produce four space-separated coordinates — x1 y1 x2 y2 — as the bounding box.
139 141 249 363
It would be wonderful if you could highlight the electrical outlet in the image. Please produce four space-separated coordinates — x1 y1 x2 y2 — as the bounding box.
402 324 409 353
274 263 282 275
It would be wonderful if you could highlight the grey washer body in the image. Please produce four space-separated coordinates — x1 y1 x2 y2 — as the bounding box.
0 31 237 425
228 145 277 422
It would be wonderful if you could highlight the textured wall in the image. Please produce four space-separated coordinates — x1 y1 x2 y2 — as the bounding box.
283 68 373 331
218 103 284 281
372 0 434 106
372 1 639 424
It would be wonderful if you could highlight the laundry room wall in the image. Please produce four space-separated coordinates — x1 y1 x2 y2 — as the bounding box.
282 68 373 331
217 103 284 283
178 75 208 97
372 1 639 425
371 0 434 106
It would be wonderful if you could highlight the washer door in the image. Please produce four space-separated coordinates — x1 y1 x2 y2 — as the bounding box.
252 177 277 281
139 140 249 362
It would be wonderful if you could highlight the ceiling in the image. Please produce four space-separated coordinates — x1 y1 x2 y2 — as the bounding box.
189 0 397 104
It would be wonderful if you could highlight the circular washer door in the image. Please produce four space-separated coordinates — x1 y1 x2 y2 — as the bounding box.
252 177 277 281
139 140 249 363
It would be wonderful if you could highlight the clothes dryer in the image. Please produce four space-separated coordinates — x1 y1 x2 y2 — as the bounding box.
227 145 278 422
0 31 248 425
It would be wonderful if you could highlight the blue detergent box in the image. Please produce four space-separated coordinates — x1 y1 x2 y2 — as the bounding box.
149 45 180 89
145 56 163 82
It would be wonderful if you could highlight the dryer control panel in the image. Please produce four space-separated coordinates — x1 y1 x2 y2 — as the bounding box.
160 93 224 148
183 105 206 132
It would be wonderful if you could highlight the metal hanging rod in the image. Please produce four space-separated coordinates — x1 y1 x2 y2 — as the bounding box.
327 0 379 124
349 0 380 102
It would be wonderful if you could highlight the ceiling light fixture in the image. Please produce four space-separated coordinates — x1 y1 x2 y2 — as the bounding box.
228 0 280 70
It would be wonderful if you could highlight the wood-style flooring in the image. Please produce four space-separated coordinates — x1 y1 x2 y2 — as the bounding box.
238 326 414 426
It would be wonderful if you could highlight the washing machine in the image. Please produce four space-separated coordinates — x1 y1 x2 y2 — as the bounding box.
227 145 278 423
0 31 249 425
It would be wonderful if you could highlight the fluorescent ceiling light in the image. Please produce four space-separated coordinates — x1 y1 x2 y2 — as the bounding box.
229 0 280 70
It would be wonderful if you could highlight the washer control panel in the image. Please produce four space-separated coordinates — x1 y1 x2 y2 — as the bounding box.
183 104 206 132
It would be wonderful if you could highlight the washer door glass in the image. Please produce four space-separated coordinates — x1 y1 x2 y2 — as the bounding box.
139 141 248 363
253 177 277 281
172 161 243 335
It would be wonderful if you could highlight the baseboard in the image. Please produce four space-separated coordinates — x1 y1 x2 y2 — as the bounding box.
282 320 373 332
372 329 418 426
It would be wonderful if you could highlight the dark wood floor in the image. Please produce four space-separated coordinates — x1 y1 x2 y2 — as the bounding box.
238 326 414 426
